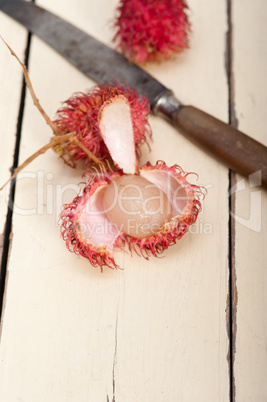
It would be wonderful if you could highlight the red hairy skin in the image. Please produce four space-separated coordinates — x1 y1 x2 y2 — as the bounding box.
113 0 191 63
53 83 152 165
60 169 124 271
59 162 206 270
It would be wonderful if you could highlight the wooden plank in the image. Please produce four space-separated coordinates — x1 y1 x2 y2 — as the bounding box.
232 0 267 400
0 16 28 262
0 0 230 400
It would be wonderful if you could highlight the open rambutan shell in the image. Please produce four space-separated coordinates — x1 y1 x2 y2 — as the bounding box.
59 95 206 270
60 162 205 269
53 83 151 166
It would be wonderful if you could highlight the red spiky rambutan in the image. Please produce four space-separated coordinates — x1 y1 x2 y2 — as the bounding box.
113 0 191 63
53 83 151 166
59 95 206 270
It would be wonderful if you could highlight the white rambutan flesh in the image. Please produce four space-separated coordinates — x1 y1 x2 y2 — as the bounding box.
103 175 172 238
98 96 137 174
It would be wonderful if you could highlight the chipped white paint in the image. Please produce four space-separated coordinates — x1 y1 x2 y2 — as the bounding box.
232 0 267 400
0 0 246 400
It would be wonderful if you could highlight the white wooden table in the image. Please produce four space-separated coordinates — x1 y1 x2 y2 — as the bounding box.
0 1 266 401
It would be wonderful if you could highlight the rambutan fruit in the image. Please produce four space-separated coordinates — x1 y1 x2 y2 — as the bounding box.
0 69 151 190
59 95 206 270
113 0 191 63
53 83 151 166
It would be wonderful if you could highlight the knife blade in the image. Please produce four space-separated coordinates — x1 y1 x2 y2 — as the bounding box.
1 0 267 189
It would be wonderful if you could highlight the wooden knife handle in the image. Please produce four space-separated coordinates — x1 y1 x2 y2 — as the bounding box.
154 94 267 190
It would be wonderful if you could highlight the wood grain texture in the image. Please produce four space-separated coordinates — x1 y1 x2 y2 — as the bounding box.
232 0 267 400
0 0 230 400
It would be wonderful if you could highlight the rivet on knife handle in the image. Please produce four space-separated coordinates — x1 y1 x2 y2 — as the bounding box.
154 92 267 189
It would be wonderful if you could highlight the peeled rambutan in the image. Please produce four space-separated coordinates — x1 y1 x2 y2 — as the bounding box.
113 0 191 63
53 83 151 166
59 95 206 270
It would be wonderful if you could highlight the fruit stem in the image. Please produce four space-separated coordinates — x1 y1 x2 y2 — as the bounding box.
0 37 104 191
1 36 59 135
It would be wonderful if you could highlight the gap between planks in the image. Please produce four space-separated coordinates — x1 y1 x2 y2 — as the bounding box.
0 33 32 322
226 0 238 401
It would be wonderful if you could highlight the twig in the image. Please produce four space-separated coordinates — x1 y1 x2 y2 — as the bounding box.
1 35 59 135
0 37 104 190
0 134 73 191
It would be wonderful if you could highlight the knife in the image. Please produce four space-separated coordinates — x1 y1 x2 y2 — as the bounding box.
1 0 267 189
